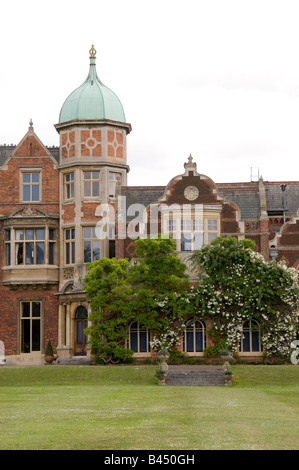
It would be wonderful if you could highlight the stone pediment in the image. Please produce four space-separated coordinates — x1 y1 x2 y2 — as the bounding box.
8 206 48 218
1 206 59 222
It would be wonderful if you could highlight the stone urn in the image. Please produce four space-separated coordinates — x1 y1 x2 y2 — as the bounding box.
223 361 233 385
158 351 169 372
156 350 169 384
224 372 233 385
156 372 167 385
220 350 233 363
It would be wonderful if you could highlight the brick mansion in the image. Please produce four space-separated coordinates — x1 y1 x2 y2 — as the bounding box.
1 46 299 364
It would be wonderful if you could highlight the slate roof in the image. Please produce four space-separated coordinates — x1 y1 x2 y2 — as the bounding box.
216 183 261 220
0 145 15 166
120 180 299 222
0 145 60 165
120 186 166 221
265 182 299 217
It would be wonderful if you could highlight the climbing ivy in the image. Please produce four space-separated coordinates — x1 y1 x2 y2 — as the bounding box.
84 235 190 363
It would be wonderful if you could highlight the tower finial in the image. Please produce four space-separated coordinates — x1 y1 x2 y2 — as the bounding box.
89 44 97 59
29 119 33 130
188 154 193 164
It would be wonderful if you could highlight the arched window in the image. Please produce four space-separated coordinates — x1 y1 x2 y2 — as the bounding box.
127 322 151 355
239 319 263 355
182 319 206 355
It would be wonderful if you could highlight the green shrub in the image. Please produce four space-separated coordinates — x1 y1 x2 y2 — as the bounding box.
45 341 53 356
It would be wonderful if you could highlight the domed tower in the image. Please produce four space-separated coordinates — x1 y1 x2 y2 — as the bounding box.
55 46 131 359
55 45 131 186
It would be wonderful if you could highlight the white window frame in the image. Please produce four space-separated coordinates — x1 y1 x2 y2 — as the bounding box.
127 322 151 357
64 173 75 200
108 171 121 198
162 204 221 252
182 318 206 356
239 319 263 356
20 169 42 203
19 300 43 354
83 171 100 199
4 227 57 266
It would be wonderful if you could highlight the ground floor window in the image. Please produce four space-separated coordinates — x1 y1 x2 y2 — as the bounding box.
127 322 151 354
239 319 263 354
182 319 206 354
20 301 42 353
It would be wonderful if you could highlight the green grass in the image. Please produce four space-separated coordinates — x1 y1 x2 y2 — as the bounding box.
0 365 298 450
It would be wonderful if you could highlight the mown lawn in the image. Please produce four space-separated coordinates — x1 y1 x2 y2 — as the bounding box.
0 365 298 450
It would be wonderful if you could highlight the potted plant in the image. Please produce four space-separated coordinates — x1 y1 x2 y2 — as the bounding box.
223 369 233 385
44 340 55 364
219 349 233 362
157 348 170 362
155 364 167 385
223 361 233 385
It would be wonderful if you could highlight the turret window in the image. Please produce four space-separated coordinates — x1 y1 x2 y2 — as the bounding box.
65 228 75 265
64 173 74 200
83 227 100 263
108 172 121 198
83 171 100 197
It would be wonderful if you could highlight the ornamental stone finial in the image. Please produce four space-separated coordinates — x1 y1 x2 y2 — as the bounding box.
89 44 97 59
184 153 197 175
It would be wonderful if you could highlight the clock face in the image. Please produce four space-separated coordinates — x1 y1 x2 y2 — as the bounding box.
184 185 199 201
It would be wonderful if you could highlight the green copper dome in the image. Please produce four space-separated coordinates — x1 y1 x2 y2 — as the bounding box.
59 46 126 124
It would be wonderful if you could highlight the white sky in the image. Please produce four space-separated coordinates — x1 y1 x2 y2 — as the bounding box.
1 0 299 186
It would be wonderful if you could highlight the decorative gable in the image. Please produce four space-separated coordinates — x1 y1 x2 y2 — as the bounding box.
10 120 57 165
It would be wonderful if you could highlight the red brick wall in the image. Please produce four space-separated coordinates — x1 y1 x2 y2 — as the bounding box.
0 285 59 355
0 151 59 213
0 132 60 356
166 174 219 205
61 203 75 223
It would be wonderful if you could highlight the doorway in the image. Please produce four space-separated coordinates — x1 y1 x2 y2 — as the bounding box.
74 306 88 356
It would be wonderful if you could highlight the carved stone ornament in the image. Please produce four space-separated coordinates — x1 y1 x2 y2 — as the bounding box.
63 268 74 280
184 186 199 201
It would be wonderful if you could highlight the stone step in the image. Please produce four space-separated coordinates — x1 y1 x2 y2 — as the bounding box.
165 369 225 386
55 356 91 365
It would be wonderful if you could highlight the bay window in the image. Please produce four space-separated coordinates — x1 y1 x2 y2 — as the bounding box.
5 227 56 266
83 227 100 263
162 204 221 252
65 228 75 265
83 171 100 198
